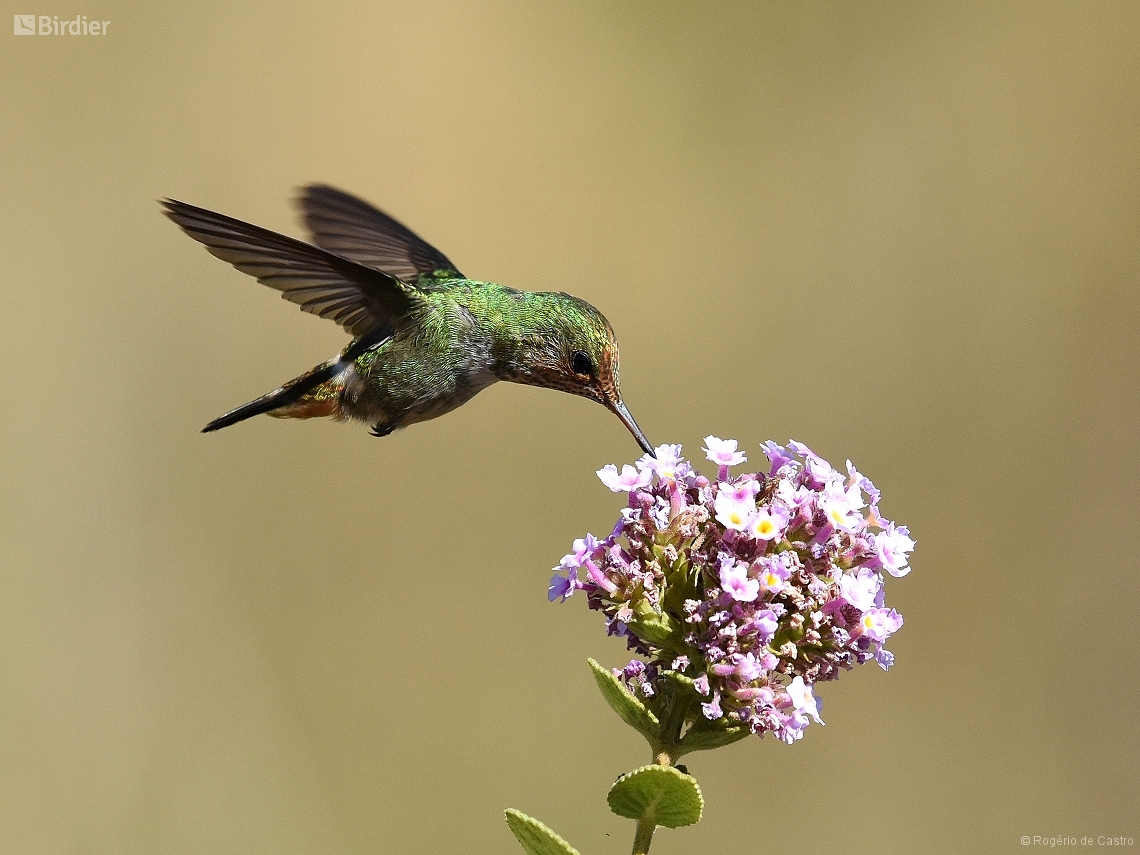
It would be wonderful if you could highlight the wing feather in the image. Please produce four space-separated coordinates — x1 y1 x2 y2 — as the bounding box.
162 198 419 337
297 184 462 282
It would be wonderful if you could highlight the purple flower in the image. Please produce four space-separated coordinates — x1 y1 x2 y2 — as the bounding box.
735 652 765 682
642 444 685 484
761 440 795 475
701 692 723 720
714 482 757 532
718 479 761 502
846 459 880 507
551 438 914 742
559 534 600 570
775 711 808 744
819 480 866 533
548 568 577 602
704 435 746 480
748 610 779 644
620 659 646 680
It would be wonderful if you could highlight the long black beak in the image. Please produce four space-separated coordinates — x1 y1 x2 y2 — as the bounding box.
607 397 655 458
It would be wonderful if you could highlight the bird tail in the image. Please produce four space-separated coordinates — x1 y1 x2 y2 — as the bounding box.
202 358 350 433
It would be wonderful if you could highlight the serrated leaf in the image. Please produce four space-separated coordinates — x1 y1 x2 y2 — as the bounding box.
504 809 581 855
677 722 751 754
587 659 660 740
607 765 703 828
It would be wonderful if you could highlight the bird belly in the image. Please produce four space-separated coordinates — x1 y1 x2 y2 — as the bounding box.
339 360 497 430
336 300 498 431
399 369 498 426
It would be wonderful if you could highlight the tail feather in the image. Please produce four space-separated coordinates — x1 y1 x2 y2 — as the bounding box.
203 333 388 434
202 361 342 433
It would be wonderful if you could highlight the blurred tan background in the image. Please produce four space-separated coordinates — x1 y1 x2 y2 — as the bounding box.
2 2 1137 853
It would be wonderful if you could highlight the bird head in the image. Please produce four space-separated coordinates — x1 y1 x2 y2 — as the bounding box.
503 293 655 457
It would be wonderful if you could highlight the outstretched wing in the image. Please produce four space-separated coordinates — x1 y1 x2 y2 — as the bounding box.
297 184 463 282
162 198 419 338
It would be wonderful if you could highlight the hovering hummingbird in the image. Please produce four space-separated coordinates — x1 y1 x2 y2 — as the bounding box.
162 186 654 455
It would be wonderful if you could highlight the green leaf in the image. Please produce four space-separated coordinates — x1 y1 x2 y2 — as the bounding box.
677 722 751 754
607 765 703 829
504 810 581 855
660 670 697 692
626 610 680 648
587 659 660 740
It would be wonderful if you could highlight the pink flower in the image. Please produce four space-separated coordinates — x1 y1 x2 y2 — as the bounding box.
858 608 903 643
596 463 652 493
642 444 684 483
787 676 824 725
819 480 866 533
747 505 790 541
874 523 915 577
714 481 758 531
756 555 792 595
839 569 881 611
719 559 760 602
703 436 746 468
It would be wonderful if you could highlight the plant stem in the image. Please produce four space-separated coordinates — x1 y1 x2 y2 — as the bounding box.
652 685 692 766
631 815 656 855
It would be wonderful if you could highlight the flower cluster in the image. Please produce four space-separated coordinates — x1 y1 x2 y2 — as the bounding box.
549 438 914 744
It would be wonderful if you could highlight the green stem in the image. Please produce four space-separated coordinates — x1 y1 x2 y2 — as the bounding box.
652 686 693 766
631 814 656 855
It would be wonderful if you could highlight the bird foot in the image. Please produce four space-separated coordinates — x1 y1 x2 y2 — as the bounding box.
370 421 395 438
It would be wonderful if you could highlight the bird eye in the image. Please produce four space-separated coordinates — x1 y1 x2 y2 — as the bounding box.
571 350 594 377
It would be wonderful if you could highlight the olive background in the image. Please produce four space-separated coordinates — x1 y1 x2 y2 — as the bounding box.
2 3 1137 853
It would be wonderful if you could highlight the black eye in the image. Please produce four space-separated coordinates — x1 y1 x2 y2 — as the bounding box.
572 350 594 376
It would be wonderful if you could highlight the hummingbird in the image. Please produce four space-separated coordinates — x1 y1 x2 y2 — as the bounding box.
161 185 655 456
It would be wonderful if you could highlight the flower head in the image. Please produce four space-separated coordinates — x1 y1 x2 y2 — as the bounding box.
551 438 914 743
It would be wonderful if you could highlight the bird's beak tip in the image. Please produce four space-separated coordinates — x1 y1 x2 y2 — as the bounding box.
607 396 654 459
